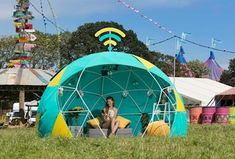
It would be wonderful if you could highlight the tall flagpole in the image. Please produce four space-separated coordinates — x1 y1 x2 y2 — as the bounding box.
174 37 177 84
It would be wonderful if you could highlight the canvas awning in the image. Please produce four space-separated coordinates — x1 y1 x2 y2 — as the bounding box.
215 87 235 100
0 68 54 86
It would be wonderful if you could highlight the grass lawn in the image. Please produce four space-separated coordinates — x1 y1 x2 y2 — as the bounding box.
0 124 235 159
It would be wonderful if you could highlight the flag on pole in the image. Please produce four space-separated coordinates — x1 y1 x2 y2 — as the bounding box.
177 32 191 50
211 38 222 48
181 32 191 43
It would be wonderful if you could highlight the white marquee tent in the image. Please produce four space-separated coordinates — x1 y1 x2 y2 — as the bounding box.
169 77 232 106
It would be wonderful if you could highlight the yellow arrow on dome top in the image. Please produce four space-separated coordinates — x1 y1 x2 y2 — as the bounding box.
95 27 126 37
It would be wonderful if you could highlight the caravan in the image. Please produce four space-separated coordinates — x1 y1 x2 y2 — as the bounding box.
9 100 38 125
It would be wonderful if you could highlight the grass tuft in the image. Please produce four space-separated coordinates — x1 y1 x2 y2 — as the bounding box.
0 124 235 159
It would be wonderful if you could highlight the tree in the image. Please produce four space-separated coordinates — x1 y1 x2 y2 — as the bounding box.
148 51 187 77
0 36 17 68
59 31 72 66
62 21 149 63
229 58 235 77
220 70 233 86
0 21 198 78
0 32 61 69
31 31 58 69
188 60 209 78
31 31 71 70
63 21 191 77
220 58 235 86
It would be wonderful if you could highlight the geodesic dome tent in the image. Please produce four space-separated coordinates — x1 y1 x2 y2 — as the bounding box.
37 52 187 138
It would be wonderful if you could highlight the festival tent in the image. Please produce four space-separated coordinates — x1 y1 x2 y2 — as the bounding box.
37 52 187 138
170 77 232 106
0 68 54 114
215 87 235 100
204 51 224 81
215 87 235 106
176 46 187 64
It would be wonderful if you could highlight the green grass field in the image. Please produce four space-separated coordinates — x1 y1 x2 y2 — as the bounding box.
0 124 235 159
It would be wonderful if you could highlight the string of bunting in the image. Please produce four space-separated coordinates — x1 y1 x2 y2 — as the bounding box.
46 0 61 42
176 36 235 54
117 0 235 54
39 0 47 33
30 2 65 32
117 0 175 36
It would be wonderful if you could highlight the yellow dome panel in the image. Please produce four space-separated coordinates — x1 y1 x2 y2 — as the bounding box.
52 113 72 138
48 68 65 87
134 55 154 70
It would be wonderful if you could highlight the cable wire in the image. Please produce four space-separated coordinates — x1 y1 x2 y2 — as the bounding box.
175 36 235 54
148 36 176 46
39 0 47 33
30 2 65 32
46 0 61 68
118 0 235 54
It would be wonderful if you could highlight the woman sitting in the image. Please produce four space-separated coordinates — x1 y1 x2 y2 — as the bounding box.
101 96 120 136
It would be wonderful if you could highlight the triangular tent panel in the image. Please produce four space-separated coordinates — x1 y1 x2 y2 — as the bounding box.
176 46 187 64
204 51 223 81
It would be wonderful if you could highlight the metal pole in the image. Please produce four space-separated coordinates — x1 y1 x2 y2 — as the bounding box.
173 55 176 84
19 89 25 123
145 37 149 47
109 31 112 52
174 37 178 85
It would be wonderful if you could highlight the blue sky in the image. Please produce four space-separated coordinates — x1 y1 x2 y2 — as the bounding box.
1 0 235 68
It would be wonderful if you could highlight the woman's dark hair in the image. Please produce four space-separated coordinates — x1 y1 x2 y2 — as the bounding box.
105 96 115 107
103 96 115 114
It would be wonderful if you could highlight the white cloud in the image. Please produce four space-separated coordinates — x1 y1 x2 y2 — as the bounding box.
0 0 194 20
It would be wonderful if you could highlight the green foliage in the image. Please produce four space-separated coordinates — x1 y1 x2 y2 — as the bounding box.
0 125 235 159
0 36 17 68
0 21 198 78
32 31 72 69
62 21 149 63
59 31 72 66
188 60 209 78
31 31 58 69
228 59 235 77
220 58 235 86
